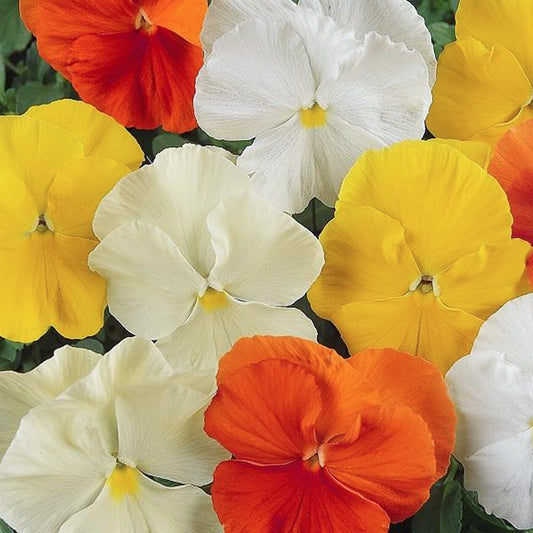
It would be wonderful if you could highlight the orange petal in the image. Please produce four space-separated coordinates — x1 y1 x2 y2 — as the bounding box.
347 348 456 479
205 358 322 464
489 119 533 243
324 404 436 523
212 460 390 533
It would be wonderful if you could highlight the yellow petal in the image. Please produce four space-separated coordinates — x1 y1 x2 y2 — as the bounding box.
47 157 131 240
25 100 144 171
0 233 105 343
456 0 533 82
426 38 532 143
334 292 483 374
438 239 531 320
0 116 84 214
308 206 420 320
428 138 492 169
337 140 512 274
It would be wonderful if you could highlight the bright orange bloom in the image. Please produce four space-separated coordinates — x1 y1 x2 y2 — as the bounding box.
489 119 533 283
20 0 207 133
205 336 456 532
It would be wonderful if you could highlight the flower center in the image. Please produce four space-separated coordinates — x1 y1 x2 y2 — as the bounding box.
199 287 229 312
34 213 53 234
410 275 440 296
303 449 324 472
135 9 157 35
300 103 327 129
107 463 140 501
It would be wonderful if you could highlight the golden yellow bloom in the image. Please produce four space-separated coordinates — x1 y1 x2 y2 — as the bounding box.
0 100 143 342
308 141 531 373
427 0 533 146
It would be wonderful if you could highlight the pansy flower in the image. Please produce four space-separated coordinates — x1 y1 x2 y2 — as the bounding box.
0 337 227 532
20 0 207 132
446 294 533 530
195 0 432 212
205 335 456 531
308 141 531 373
0 99 143 343
427 0 533 145
89 145 323 371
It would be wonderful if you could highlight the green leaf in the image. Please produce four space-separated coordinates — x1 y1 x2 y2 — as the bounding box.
293 199 334 235
152 132 188 155
15 81 66 113
0 339 22 363
0 518 13 533
73 338 106 355
25 42 52 83
412 478 462 533
462 489 519 532
0 55 5 98
429 21 456 48
0 0 31 56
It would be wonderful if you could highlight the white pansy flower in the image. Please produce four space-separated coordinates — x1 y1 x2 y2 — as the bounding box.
0 337 228 533
195 1 432 213
0 346 100 460
446 294 533 530
89 145 323 371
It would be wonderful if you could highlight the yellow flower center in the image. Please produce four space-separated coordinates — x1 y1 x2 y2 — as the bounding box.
34 213 53 234
135 9 157 35
410 275 440 296
199 287 229 312
303 449 324 472
300 103 327 129
107 464 140 501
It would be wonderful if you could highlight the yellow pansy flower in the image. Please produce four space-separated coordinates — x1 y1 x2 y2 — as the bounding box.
427 0 533 146
308 141 531 373
0 99 143 343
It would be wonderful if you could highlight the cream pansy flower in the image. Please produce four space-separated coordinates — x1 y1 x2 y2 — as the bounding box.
195 0 432 213
89 145 323 371
446 294 533 530
0 337 228 533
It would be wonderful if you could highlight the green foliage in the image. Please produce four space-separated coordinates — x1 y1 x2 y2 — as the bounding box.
0 518 13 533
0 0 31 56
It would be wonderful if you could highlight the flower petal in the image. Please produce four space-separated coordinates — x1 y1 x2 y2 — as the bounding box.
201 0 296 55
212 460 390 532
427 38 532 144
0 346 100 459
337 141 513 273
318 31 431 145
157 298 317 372
348 348 456 479
89 221 206 340
429 138 491 168
93 144 251 276
308 206 421 320
207 192 324 306
325 404 436 522
472 294 533 371
115 381 228 486
333 293 483 373
438 240 531 320
205 359 323 463
195 19 315 140
24 100 144 171
300 0 436 84
446 350 533 462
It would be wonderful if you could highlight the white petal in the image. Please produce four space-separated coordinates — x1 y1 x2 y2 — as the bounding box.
317 31 431 146
207 192 324 305
115 382 229 485
195 19 315 140
0 346 99 458
446 350 533 461
201 0 296 55
89 221 206 340
62 478 221 533
0 402 114 533
157 299 317 372
300 0 436 84
464 430 533 530
473 294 533 372
93 145 251 276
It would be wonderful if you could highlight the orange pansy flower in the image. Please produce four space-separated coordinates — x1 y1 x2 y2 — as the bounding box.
488 119 533 283
205 336 456 532
20 0 207 133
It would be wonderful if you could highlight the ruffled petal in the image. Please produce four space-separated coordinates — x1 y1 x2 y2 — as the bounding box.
212 460 390 533
89 221 206 340
429 138 491 168
157 298 317 372
207 192 323 306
